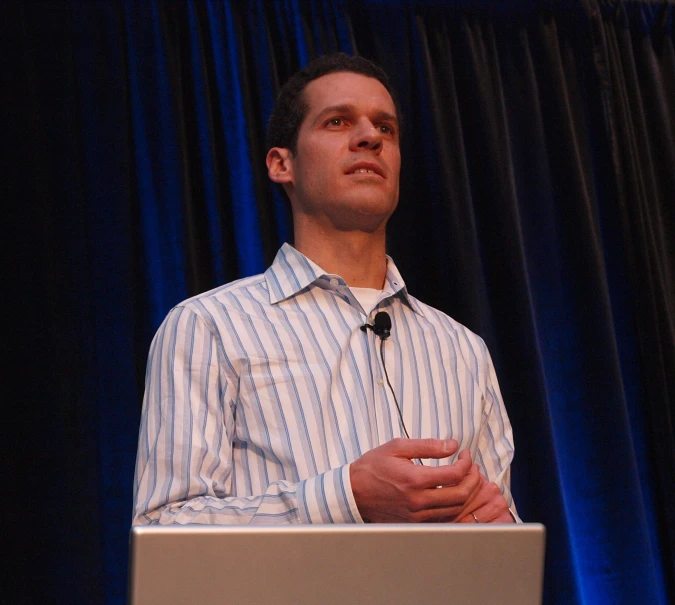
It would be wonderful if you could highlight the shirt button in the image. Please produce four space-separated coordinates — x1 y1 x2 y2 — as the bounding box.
377 378 385 387
330 278 339 287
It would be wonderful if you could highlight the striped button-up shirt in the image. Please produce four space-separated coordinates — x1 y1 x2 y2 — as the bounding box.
133 243 516 525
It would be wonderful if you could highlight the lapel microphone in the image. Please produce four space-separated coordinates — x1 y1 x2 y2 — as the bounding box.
360 311 392 340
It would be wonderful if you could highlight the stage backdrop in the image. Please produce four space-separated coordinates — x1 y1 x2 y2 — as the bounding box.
6 1 673 603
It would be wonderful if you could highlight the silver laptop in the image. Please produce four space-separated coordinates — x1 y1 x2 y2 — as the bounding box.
129 524 545 605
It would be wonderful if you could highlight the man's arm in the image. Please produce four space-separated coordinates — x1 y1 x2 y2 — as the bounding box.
132 305 362 526
456 343 519 523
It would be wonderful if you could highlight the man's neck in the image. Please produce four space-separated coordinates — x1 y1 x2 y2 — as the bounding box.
293 229 388 289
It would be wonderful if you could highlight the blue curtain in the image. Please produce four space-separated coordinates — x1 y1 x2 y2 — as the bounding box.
7 1 673 603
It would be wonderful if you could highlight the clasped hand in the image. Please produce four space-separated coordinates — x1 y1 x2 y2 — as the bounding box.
349 438 513 524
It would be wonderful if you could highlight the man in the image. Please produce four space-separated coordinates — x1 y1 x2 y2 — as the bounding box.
133 53 517 526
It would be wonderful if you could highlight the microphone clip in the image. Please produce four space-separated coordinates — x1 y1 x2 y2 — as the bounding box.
360 311 392 340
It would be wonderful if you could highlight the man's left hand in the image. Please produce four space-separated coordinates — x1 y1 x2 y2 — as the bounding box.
455 476 514 523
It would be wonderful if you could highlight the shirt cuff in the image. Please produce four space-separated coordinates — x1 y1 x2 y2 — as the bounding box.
297 463 364 524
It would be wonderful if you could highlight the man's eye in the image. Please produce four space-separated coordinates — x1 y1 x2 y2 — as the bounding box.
378 124 394 135
327 117 343 126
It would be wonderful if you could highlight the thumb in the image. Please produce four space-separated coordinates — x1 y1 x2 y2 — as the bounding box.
388 437 458 460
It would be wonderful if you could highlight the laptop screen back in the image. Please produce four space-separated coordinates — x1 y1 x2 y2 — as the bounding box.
129 523 545 605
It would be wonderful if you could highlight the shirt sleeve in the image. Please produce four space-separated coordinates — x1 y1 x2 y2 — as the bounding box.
475 342 521 522
132 305 363 526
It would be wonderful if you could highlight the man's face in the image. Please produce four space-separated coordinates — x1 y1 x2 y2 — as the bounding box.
281 71 401 232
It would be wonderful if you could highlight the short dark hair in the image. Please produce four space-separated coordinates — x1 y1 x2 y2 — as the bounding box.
266 52 401 153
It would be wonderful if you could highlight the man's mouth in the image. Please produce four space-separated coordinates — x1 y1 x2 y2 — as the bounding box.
347 163 384 177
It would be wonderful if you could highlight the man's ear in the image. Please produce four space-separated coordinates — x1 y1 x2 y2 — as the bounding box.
266 147 294 184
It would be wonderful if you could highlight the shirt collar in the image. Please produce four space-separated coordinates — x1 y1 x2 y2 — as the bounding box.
265 243 424 315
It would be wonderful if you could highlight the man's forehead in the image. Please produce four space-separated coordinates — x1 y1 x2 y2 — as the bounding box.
302 71 397 117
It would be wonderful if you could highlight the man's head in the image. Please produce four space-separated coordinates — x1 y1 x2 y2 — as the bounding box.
266 53 402 235
266 53 401 154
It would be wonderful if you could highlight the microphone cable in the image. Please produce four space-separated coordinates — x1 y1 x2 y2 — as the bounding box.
363 311 423 466
378 338 424 466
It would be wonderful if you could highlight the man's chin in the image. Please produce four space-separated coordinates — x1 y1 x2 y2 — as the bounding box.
330 202 397 233
342 192 398 215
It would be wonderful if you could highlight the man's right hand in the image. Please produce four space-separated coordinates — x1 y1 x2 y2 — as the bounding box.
349 438 482 523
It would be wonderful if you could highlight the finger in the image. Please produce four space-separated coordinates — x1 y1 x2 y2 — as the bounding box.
454 487 491 521
457 505 502 524
386 437 459 460
411 453 474 489
421 463 481 508
455 449 473 464
412 492 488 522
457 482 508 523
437 508 513 524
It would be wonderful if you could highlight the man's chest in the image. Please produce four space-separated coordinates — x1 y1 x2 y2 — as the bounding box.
229 322 488 474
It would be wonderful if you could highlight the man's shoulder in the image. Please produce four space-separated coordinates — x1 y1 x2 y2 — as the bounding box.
172 272 269 318
406 294 488 351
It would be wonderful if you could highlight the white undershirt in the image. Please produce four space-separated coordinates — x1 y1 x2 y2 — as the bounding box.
350 287 383 315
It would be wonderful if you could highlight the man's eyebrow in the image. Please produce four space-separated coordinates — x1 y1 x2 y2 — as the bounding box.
371 110 399 125
312 104 399 126
311 104 355 125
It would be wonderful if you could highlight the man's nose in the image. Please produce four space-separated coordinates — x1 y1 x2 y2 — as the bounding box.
349 119 383 152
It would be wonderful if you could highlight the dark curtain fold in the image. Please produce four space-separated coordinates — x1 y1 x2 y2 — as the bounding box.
591 0 675 587
6 1 673 603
